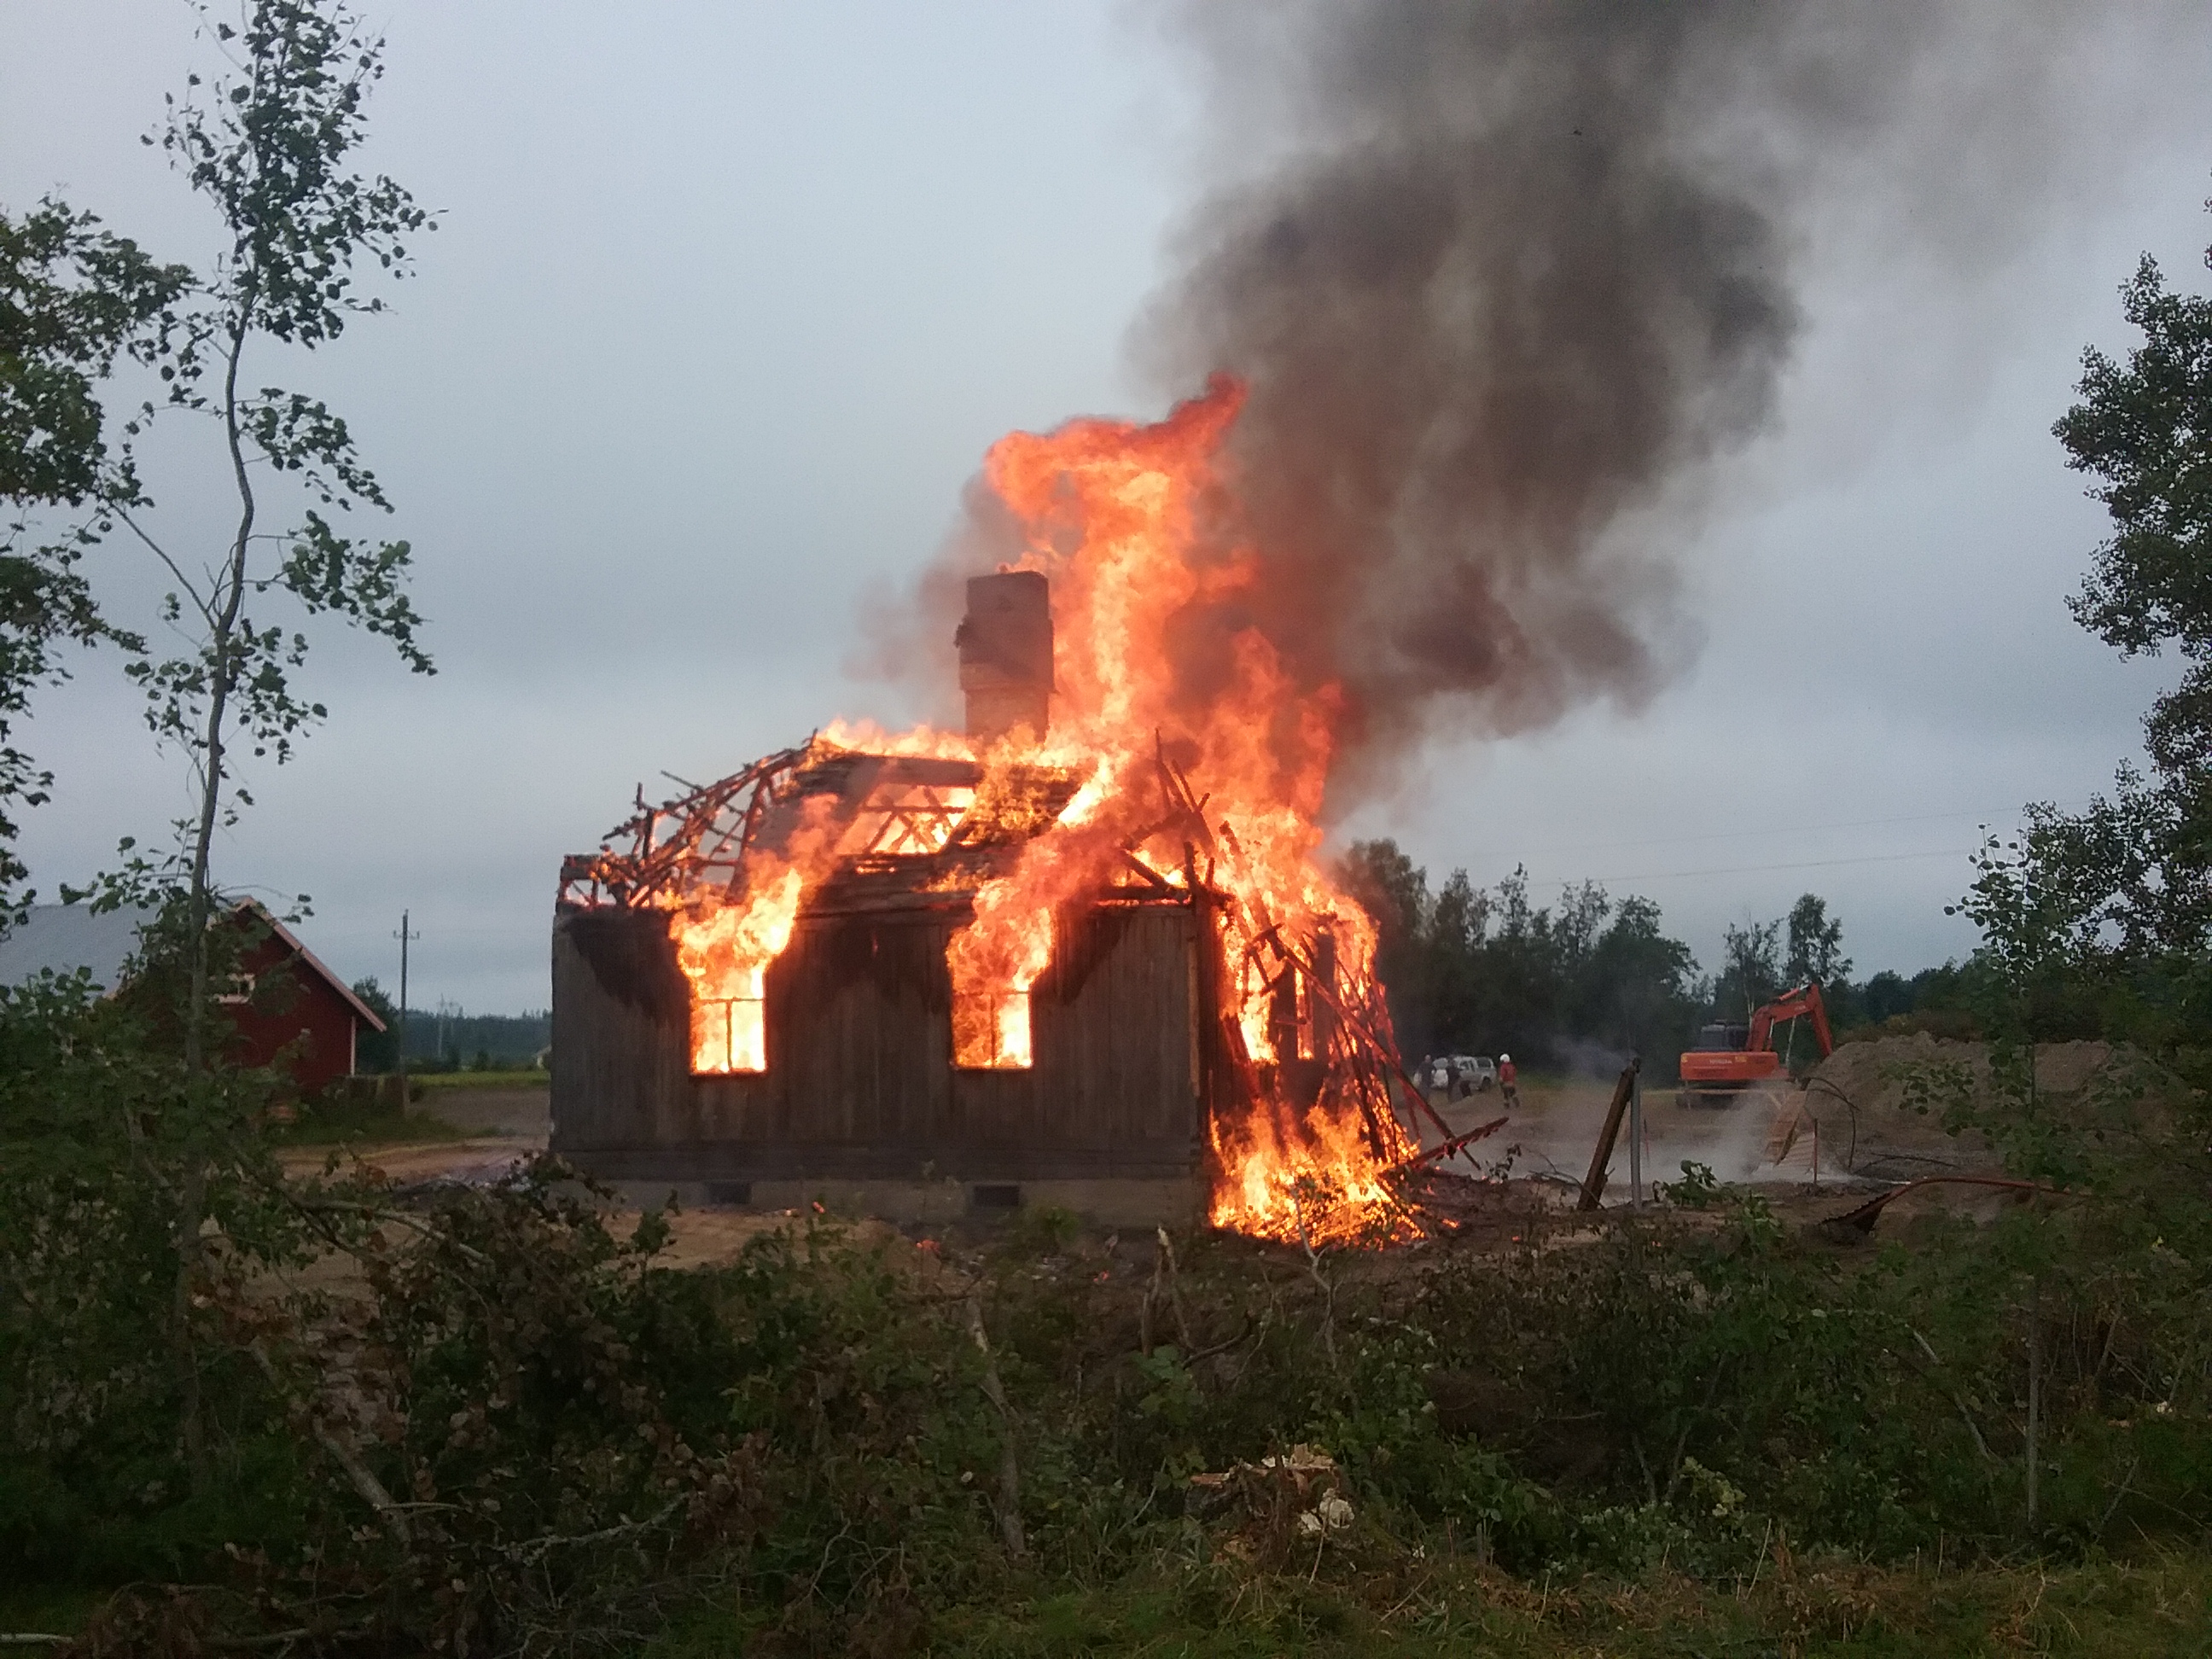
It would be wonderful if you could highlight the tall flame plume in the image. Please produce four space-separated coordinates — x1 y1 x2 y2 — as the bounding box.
665 376 1423 1243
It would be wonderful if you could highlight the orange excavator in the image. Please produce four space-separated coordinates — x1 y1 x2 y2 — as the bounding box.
1679 981 1834 1106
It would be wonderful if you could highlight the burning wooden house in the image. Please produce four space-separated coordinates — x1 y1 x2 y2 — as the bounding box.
552 388 1475 1236
554 578 1212 1223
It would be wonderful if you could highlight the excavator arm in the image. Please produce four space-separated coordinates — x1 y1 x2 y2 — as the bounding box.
1746 981 1834 1057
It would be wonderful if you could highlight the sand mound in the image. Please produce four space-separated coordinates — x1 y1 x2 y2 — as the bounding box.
1796 1035 2186 1179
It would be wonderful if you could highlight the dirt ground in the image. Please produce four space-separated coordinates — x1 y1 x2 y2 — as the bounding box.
273 1084 836 1275
275 1084 549 1185
268 1051 2151 1276
415 1085 549 1139
1417 1033 2188 1196
1802 1033 2187 1178
1417 1071 1853 1192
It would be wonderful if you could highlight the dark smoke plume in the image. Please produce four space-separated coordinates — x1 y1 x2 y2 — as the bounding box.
1137 0 2099 789
879 0 2170 799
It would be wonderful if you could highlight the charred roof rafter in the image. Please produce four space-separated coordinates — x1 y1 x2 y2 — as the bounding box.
558 742 814 910
556 738 1090 913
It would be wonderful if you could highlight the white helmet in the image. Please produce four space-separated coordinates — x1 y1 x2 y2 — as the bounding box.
1498 1052 1511 1062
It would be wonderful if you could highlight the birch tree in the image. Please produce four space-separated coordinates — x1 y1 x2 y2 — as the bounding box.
114 0 436 1068
97 0 437 1476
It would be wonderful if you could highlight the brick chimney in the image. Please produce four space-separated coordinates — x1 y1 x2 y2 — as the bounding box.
956 570 1052 743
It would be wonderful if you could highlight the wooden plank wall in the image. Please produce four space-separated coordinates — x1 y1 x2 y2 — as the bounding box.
550 907 690 1145
552 899 1202 1180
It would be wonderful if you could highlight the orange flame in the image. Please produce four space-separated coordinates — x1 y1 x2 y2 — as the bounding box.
958 375 1416 1244
949 914 1046 1068
667 376 1423 1242
672 794 844 1074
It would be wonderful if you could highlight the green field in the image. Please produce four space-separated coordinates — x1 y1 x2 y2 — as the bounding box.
401 1067 549 1090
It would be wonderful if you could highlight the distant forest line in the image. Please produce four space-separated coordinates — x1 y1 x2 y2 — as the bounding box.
347 980 547 1072
1338 838 1974 1081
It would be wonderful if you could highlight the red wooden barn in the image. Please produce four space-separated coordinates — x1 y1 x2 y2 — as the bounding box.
0 899 385 1096
215 901 387 1092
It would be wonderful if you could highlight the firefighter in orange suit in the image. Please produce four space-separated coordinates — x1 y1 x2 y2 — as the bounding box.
1498 1052 1520 1109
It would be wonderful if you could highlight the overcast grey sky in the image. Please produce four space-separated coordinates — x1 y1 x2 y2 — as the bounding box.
5 1 2210 1016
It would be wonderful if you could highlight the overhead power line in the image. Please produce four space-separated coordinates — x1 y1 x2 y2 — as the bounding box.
1525 847 1975 888
1498 799 2092 858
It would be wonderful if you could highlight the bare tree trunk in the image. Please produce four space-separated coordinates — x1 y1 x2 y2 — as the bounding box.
183 311 256 1069
175 306 257 1485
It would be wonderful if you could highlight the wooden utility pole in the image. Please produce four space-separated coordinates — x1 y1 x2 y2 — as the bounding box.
393 911 419 1099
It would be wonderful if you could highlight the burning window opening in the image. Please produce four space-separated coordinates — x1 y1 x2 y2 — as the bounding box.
949 918 1045 1070
952 986 1033 1069
692 967 765 1074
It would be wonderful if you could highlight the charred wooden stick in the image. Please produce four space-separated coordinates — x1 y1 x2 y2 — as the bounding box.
1346 1073 1399 1165
1401 1115 1511 1169
1577 1059 1641 1211
1118 849 1174 891
1155 740 1214 837
1267 931 1457 1149
1188 842 1269 1110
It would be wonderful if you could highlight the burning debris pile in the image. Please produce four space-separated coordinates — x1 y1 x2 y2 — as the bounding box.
558 381 1495 1243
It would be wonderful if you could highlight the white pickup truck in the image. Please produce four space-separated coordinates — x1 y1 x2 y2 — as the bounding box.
1423 1055 1499 1097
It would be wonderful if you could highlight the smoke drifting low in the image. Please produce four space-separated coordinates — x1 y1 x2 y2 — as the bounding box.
886 0 2154 801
